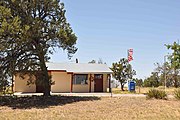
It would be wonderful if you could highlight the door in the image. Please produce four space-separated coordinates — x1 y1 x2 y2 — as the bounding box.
94 74 103 92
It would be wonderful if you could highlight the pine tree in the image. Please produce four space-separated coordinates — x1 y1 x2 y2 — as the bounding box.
0 0 77 96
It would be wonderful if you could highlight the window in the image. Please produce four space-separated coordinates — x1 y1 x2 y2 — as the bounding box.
94 74 103 79
73 74 88 85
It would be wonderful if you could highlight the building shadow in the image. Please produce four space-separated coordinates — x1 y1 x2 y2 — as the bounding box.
0 95 101 109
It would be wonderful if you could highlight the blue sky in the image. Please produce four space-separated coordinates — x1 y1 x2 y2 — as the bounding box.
50 0 180 79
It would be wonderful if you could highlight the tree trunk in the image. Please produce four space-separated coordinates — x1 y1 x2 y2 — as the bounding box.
38 48 51 96
11 76 14 94
174 75 178 88
120 83 124 91
43 84 50 96
40 60 50 96
174 69 178 88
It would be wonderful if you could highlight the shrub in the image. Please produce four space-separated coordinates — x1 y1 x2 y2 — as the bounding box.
174 89 180 100
146 89 167 100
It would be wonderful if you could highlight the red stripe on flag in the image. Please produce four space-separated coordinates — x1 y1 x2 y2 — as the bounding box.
128 49 133 62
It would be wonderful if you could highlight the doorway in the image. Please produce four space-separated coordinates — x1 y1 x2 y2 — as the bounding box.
94 74 103 92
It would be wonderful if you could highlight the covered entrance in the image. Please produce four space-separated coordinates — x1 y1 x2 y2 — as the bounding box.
94 74 103 92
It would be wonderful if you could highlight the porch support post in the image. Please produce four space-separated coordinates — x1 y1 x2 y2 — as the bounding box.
89 74 92 92
71 74 74 93
108 74 111 93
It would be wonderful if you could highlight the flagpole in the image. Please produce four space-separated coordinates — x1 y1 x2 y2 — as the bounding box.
127 49 129 84
127 49 130 89
127 48 134 91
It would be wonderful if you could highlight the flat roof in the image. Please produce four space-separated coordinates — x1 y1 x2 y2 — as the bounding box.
46 62 113 74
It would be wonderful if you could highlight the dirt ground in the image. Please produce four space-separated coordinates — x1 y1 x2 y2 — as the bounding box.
0 96 180 120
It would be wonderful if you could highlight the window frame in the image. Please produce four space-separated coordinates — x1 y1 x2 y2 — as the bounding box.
73 74 88 85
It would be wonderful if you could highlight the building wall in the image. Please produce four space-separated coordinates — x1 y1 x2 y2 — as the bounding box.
72 74 90 93
51 72 71 93
14 74 36 93
73 85 89 92
14 72 110 93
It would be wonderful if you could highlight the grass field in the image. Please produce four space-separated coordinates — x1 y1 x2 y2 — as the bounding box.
0 96 180 120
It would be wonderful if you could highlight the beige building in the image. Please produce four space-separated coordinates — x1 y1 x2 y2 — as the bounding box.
14 63 113 93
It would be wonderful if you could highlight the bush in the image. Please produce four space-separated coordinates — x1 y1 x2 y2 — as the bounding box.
174 89 180 100
146 89 167 100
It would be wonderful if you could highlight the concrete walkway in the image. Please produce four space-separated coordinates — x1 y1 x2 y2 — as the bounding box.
14 92 147 97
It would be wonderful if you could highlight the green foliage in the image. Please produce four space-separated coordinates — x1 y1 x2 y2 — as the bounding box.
154 62 174 87
88 60 96 64
110 58 136 91
88 58 106 64
166 42 180 88
145 42 180 88
174 89 180 100
0 79 9 94
166 42 180 69
146 89 167 100
0 0 77 96
143 72 160 87
133 78 143 87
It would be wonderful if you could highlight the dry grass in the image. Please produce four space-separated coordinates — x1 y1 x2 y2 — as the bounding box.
137 87 178 95
112 87 178 95
0 96 180 120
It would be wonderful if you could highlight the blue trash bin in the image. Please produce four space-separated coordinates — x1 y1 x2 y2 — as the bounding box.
128 81 136 92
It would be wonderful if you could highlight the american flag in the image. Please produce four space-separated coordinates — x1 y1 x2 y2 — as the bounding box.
128 49 133 62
